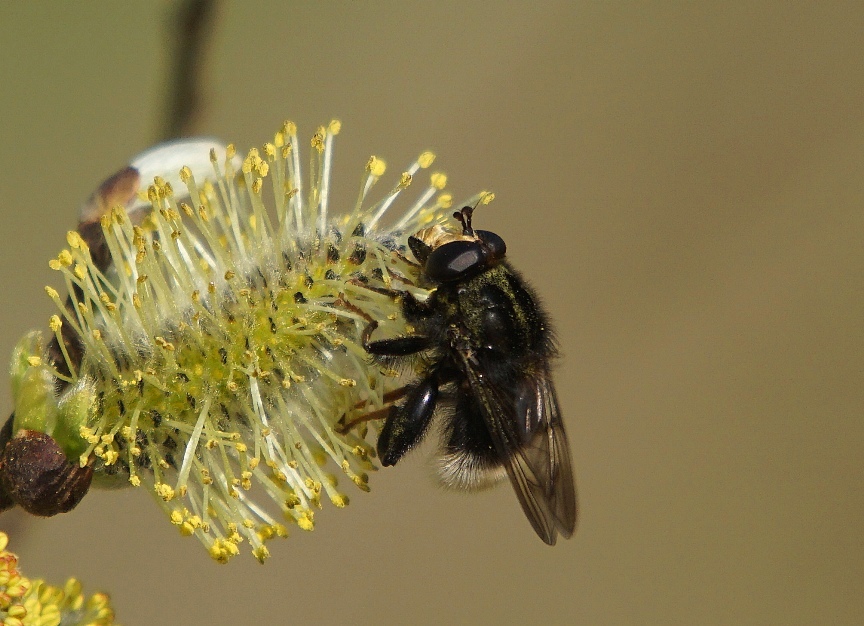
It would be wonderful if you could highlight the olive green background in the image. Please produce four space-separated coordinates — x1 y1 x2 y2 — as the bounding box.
1 2 862 624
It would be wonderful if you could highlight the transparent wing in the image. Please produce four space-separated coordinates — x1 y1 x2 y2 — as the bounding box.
461 358 577 545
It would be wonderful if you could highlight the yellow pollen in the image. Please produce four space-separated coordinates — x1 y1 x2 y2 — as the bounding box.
418 151 435 168
66 230 86 250
311 132 325 153
332 494 349 507
253 546 270 564
366 156 387 176
431 172 447 189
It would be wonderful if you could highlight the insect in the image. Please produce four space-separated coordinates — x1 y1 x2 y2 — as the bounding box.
363 204 577 544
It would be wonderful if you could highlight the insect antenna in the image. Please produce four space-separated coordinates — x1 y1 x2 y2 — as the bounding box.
453 197 481 236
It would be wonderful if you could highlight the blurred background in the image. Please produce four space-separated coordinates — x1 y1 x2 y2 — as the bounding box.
1 2 862 624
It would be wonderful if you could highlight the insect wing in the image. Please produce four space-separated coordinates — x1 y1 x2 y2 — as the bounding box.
461 358 577 544
517 374 578 539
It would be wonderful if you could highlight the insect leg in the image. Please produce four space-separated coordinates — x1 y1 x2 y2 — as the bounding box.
366 335 435 356
362 319 434 355
377 371 441 466
334 386 411 434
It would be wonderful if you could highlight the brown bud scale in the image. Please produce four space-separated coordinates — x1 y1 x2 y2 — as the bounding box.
0 429 93 516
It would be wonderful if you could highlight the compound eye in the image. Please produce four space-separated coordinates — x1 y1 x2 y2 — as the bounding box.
425 240 486 282
476 230 507 260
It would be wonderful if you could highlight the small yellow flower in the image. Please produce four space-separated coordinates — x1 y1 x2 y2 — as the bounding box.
0 531 116 625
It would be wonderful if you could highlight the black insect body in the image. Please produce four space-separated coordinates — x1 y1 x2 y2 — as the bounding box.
366 206 577 544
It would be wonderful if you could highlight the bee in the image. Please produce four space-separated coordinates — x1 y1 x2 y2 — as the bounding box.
364 205 577 544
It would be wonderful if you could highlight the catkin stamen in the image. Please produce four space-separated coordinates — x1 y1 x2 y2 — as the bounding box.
19 122 487 562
